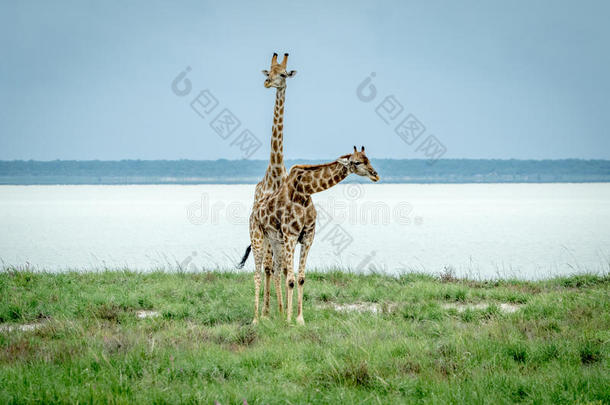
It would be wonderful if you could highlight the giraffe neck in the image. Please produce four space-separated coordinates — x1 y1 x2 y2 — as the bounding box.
289 160 350 200
269 87 286 168
262 87 286 192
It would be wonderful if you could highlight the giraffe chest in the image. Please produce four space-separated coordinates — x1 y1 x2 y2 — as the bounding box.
261 199 315 242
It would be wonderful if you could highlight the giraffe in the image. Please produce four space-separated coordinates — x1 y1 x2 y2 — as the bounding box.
243 146 380 324
239 53 296 318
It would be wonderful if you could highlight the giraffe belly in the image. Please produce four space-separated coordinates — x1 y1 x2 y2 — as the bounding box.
265 230 283 243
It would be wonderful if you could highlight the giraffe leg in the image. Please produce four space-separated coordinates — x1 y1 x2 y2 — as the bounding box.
296 230 315 326
272 245 284 314
282 236 298 322
262 241 272 317
250 228 264 324
283 266 289 310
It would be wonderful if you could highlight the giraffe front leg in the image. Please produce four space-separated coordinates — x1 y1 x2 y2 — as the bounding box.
282 236 298 323
296 230 315 326
250 230 264 324
263 267 271 318
284 267 289 311
253 259 261 324
271 242 284 314
262 241 272 318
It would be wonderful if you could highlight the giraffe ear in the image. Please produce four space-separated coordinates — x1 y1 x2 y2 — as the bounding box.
285 70 297 77
361 146 365 152
353 145 357 153
337 157 350 167
261 70 269 76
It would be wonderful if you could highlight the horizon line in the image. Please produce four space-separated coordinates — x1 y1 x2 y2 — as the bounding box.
2 158 610 163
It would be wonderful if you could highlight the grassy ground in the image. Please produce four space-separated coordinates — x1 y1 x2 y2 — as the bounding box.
0 269 608 404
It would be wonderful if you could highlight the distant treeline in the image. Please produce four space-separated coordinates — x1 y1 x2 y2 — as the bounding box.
1 159 609 184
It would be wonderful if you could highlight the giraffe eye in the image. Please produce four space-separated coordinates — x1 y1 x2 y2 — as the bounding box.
280 73 287 78
354 162 362 166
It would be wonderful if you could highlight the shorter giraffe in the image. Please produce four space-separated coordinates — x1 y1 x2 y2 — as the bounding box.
243 146 380 324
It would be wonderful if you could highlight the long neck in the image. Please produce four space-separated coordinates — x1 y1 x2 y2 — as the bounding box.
290 161 350 199
269 87 286 168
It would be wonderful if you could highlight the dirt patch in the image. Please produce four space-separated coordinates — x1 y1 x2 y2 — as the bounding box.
317 302 398 314
0 322 46 333
318 301 520 315
318 302 380 314
136 310 160 319
441 302 521 313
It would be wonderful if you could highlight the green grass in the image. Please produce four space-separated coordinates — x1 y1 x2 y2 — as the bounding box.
0 269 608 404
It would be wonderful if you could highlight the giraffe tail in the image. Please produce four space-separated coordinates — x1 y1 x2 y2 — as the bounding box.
236 245 252 269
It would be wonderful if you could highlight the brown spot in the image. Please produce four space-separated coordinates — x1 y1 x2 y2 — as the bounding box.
280 107 284 115
278 124 283 132
291 221 301 232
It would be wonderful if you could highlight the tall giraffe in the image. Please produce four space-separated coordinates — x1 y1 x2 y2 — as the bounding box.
239 53 296 317
244 146 380 324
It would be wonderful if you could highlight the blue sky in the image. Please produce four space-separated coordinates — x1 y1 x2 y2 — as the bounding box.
1 0 609 160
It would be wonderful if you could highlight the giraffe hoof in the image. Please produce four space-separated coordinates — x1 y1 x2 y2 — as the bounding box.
296 316 305 326
260 315 270 321
252 318 259 325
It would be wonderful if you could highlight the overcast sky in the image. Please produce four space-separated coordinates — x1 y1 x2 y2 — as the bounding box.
1 0 609 160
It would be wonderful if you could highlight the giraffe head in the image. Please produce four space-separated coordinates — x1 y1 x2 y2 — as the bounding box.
338 146 380 182
262 53 297 89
